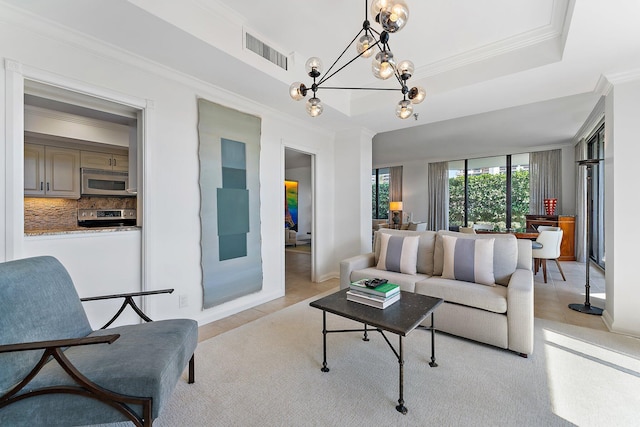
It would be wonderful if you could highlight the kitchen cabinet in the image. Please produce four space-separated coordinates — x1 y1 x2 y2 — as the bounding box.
81 150 128 172
525 215 576 261
24 143 80 199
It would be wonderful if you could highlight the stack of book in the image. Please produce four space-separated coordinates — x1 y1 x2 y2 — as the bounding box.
347 279 400 309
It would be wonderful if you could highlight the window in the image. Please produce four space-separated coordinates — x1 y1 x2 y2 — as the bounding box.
449 154 529 230
587 125 605 269
372 168 390 219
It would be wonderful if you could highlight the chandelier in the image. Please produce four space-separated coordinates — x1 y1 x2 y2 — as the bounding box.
289 0 425 119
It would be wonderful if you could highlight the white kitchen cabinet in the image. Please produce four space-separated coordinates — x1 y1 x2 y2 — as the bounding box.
24 143 80 198
81 150 128 172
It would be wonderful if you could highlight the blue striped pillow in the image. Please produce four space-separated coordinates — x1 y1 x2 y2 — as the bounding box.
441 235 495 286
376 234 420 275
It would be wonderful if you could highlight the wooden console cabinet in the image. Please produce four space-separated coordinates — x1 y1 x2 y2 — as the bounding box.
525 215 576 261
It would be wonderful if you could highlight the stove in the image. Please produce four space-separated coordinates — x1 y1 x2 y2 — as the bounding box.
77 209 137 228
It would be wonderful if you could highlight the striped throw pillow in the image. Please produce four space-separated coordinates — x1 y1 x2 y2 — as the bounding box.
376 233 420 275
442 235 495 286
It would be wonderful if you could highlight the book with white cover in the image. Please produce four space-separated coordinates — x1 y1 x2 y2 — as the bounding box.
346 290 401 309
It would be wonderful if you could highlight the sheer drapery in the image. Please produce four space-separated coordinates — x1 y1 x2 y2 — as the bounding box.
389 166 403 203
575 139 587 262
529 149 562 215
427 161 449 231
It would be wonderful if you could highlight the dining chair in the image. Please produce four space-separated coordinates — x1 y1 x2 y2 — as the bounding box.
532 229 566 283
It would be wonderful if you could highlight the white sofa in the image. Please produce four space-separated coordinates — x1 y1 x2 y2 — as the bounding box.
340 229 534 356
285 228 297 246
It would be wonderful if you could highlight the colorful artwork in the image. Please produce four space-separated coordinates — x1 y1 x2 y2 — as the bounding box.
285 180 298 231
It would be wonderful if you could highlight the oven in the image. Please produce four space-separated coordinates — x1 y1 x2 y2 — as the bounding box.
81 168 134 197
78 209 137 228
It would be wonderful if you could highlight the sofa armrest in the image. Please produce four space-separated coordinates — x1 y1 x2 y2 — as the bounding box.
506 268 534 355
339 253 375 289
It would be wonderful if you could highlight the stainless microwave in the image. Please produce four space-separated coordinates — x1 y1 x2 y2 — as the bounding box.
80 168 134 197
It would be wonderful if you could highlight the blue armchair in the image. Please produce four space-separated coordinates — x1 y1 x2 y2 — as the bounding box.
0 256 198 426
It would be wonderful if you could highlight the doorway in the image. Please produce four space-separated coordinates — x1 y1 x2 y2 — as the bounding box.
284 148 314 295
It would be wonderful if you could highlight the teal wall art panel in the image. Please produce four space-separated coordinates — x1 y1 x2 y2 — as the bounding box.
198 98 263 308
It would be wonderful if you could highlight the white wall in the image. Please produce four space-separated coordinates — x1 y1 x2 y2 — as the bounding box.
402 160 429 223
602 75 640 337
332 128 375 262
0 7 348 327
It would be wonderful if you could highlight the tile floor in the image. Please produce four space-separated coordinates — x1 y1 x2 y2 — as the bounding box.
198 251 609 342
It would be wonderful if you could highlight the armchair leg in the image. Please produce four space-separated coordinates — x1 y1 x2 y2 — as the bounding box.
188 354 195 384
554 259 567 281
542 259 548 283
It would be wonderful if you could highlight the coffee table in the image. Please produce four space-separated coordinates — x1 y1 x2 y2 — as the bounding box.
309 289 443 414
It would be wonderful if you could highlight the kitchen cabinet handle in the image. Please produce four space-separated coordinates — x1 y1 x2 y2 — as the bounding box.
109 158 112 166
113 158 116 166
40 182 43 191
46 182 50 192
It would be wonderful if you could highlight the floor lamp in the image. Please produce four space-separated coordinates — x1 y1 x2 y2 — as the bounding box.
569 158 603 315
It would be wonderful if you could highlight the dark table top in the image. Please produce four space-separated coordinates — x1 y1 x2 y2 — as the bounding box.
310 289 443 336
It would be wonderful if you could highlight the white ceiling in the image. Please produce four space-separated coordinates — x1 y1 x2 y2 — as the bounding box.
4 0 640 165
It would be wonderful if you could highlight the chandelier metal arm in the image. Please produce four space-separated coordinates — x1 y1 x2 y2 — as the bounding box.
320 86 402 91
317 29 366 86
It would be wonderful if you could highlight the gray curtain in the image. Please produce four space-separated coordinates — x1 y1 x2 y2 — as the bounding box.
389 166 403 203
427 161 449 231
529 149 562 215
575 139 587 262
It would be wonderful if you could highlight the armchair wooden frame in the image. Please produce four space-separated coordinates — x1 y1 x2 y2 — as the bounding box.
0 288 195 427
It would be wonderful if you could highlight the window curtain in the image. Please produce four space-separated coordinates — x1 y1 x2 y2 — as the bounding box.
575 139 587 262
529 149 562 215
427 161 449 231
389 166 403 203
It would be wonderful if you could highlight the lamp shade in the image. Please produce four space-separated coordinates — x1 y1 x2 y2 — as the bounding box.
389 201 403 211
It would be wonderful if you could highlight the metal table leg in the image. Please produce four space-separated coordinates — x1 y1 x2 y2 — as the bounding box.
321 311 329 372
395 335 407 414
429 312 437 367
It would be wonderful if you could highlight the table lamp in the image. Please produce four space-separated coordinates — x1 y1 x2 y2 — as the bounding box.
389 201 403 225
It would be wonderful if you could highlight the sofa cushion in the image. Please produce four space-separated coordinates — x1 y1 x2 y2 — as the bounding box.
441 235 495 286
415 277 508 314
350 267 428 293
374 229 437 275
434 231 518 286
376 233 420 274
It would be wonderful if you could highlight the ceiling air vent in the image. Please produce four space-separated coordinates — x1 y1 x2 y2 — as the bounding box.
245 32 288 71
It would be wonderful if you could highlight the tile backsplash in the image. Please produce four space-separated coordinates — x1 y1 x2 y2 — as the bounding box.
24 197 137 231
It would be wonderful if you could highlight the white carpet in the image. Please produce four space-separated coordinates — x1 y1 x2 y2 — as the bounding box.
113 294 640 426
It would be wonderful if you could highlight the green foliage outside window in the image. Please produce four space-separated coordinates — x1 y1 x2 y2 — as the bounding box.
449 170 529 230
372 182 389 219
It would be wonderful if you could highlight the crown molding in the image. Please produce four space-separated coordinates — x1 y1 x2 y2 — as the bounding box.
416 0 570 78
604 68 640 85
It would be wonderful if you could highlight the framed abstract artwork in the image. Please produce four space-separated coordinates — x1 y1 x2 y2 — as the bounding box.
285 180 298 231
198 98 263 309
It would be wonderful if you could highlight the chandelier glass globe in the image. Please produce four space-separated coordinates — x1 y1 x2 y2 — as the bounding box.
289 82 307 101
356 34 376 58
305 57 323 77
395 99 413 119
397 60 414 80
408 86 426 104
306 97 323 117
372 51 395 80
381 1 409 33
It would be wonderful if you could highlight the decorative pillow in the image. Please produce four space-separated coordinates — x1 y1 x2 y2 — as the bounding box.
376 233 420 275
441 235 495 286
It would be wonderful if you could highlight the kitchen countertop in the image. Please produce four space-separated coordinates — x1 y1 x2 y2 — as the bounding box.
25 226 141 237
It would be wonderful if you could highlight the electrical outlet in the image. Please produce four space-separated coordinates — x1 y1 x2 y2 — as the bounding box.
179 294 188 308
